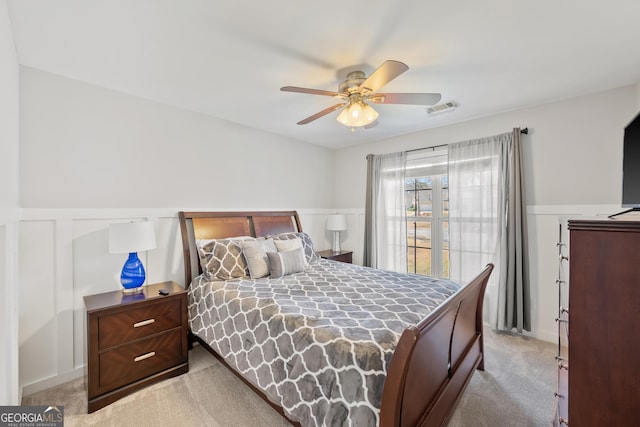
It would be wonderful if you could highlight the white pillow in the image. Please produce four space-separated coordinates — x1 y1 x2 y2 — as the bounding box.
274 237 303 253
239 238 277 279
271 232 320 263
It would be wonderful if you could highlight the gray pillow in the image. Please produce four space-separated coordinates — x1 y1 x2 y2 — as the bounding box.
196 239 249 280
267 248 307 278
239 238 277 279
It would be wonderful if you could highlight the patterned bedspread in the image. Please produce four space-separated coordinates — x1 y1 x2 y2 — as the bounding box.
188 258 460 426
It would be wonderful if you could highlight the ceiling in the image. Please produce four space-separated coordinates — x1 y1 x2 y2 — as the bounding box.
7 0 640 149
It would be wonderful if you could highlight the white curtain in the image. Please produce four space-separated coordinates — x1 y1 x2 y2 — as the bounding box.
448 130 530 332
363 152 407 272
448 135 503 286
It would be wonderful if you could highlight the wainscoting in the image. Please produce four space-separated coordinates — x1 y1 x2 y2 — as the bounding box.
1 212 20 405
17 205 617 396
17 208 364 395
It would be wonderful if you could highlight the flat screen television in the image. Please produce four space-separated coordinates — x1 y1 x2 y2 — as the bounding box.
622 112 640 208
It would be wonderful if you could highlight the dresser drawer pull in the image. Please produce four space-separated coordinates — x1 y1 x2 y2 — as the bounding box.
558 361 568 370
558 417 568 425
559 255 568 262
555 279 566 285
133 319 155 328
555 317 568 324
554 392 564 399
134 351 156 362
560 306 569 315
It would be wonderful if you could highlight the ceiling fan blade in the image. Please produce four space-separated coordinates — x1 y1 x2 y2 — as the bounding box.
359 60 409 95
297 103 345 125
281 86 345 98
370 92 442 105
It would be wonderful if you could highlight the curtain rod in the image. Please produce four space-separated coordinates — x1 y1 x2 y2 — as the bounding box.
405 143 447 154
367 127 530 158
405 127 528 154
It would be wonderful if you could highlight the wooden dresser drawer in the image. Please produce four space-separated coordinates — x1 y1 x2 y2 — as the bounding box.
99 328 184 391
557 310 568 359
99 298 182 349
556 359 568 424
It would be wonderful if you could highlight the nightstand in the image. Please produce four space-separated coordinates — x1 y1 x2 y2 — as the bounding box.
84 281 189 413
317 249 353 264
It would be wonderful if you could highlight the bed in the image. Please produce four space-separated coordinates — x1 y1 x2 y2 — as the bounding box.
178 211 493 427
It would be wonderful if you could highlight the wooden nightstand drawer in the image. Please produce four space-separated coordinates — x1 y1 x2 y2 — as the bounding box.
99 328 184 391
99 298 182 349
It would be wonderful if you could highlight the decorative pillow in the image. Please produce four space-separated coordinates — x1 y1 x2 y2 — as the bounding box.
267 248 307 279
239 238 277 279
274 237 303 253
196 239 249 280
271 232 320 263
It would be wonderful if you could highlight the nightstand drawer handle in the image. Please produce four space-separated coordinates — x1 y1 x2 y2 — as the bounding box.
133 318 155 328
134 351 156 362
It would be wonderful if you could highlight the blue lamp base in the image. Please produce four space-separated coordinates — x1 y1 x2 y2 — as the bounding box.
120 252 146 293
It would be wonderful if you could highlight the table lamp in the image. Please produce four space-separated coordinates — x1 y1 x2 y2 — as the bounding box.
109 221 156 293
326 214 347 253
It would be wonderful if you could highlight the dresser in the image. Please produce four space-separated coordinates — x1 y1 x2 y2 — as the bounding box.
553 219 569 425
556 219 640 426
84 281 189 413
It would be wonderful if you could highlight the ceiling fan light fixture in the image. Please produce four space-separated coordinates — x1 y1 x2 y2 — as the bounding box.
337 100 379 128
283 60 441 126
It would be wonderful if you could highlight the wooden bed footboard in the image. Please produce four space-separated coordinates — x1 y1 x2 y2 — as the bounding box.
379 263 494 427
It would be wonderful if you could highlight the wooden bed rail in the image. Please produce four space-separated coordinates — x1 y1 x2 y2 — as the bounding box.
379 263 494 427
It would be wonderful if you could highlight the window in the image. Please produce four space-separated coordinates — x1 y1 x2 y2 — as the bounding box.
405 150 449 278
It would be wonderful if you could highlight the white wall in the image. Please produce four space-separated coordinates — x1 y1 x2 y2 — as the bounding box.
19 67 334 209
17 69 341 394
0 0 20 405
333 85 639 342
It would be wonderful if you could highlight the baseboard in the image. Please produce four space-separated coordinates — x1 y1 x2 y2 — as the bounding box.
21 366 84 398
521 328 556 344
482 321 556 345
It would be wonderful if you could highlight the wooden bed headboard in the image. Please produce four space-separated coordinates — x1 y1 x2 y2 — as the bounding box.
178 211 302 287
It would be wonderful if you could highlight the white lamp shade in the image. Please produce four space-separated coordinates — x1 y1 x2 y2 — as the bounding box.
326 214 347 231
109 221 157 254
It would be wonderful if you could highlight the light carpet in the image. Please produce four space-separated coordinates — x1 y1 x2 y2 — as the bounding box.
22 329 556 426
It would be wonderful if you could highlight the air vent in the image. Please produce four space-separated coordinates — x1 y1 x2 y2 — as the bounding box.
426 101 457 115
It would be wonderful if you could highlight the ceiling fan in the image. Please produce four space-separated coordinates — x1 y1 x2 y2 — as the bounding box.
281 60 442 128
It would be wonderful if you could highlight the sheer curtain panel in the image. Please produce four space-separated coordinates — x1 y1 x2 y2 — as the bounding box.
448 129 530 333
363 152 407 272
